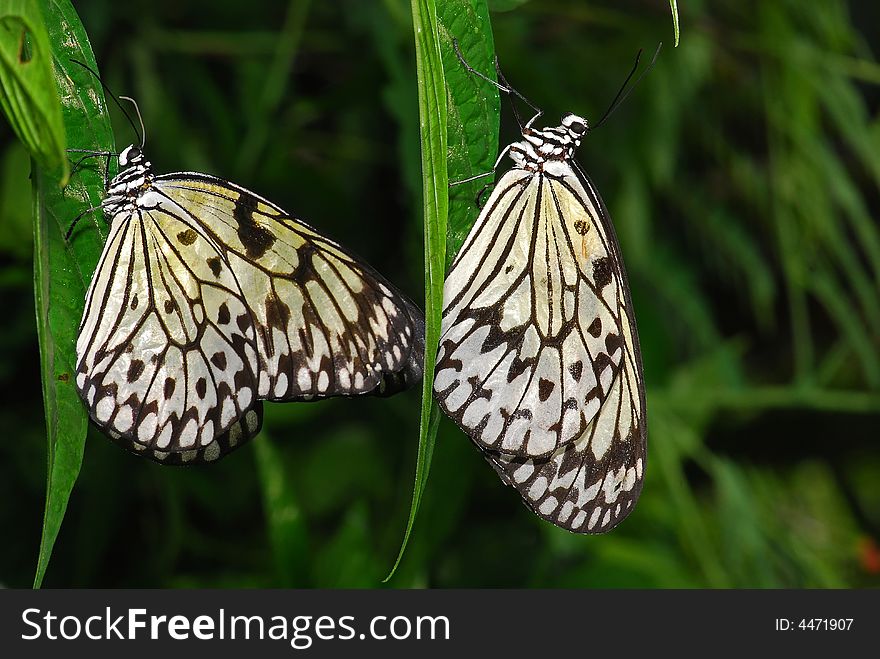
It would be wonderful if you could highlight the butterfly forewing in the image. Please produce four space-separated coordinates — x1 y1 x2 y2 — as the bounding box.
435 164 626 459
153 175 424 400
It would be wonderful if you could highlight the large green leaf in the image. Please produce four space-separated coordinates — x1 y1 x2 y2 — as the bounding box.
31 0 113 588
0 0 67 179
440 0 499 266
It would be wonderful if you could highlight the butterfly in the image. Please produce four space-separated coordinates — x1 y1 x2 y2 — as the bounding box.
433 44 648 533
72 138 425 465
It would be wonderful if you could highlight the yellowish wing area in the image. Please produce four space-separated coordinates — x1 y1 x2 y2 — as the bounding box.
156 176 420 401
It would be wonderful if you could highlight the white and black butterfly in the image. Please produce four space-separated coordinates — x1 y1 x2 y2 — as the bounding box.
434 46 648 533
72 134 424 465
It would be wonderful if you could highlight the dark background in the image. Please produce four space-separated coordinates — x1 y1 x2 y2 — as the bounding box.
1 0 879 587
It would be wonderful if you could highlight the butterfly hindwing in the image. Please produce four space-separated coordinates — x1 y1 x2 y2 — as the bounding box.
485 293 645 533
105 401 264 466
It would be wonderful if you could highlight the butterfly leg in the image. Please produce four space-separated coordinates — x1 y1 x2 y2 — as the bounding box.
493 59 543 130
449 142 512 190
66 148 115 182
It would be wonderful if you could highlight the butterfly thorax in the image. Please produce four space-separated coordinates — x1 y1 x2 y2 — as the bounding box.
509 113 589 173
102 144 155 218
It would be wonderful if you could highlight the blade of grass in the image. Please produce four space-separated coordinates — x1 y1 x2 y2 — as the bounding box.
668 1 680 47
385 0 449 581
31 0 113 588
0 0 67 178
385 0 497 582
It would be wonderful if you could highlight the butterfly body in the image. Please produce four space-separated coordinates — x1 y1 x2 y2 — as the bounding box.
75 145 424 464
435 113 646 533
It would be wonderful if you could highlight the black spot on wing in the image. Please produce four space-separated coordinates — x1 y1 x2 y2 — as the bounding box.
177 229 197 245
127 359 145 383
507 355 530 383
289 243 316 281
538 377 555 402
592 256 613 289
237 313 252 333
217 302 231 325
211 351 227 370
207 256 223 278
234 196 276 260
605 332 622 357
265 292 291 330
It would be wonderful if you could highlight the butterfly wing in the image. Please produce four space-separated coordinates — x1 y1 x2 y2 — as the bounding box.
434 164 626 458
151 174 424 401
106 401 264 465
75 197 262 457
436 160 646 532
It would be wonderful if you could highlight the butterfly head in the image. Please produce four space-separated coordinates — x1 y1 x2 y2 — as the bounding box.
119 144 147 168
560 113 589 143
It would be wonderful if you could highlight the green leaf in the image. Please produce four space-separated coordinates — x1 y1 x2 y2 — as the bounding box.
387 0 497 582
31 0 113 588
440 0 499 267
254 432 309 587
0 0 67 179
385 0 449 582
669 0 680 47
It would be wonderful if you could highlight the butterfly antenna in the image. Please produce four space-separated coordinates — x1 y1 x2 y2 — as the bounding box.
593 42 662 130
69 58 143 147
119 96 146 148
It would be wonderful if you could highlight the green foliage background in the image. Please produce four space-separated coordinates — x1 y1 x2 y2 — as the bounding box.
1 0 879 587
